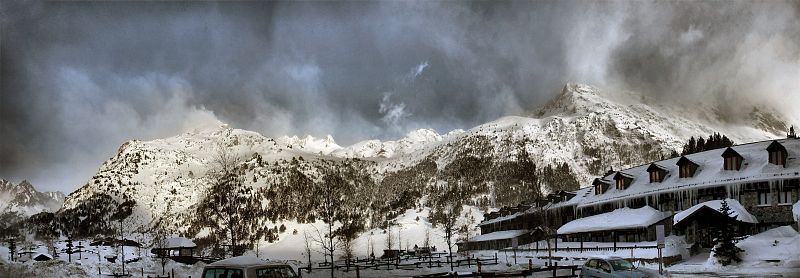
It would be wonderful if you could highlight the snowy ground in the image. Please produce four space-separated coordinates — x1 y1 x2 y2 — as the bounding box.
2 215 798 278
666 226 800 277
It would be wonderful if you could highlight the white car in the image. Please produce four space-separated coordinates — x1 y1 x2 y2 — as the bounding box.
202 256 297 278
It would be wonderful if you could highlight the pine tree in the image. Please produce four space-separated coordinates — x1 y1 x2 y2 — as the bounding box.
712 199 744 266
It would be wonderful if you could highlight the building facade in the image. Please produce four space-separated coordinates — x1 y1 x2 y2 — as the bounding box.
463 139 800 251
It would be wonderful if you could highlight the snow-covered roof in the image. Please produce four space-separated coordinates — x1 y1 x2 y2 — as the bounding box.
557 206 671 234
565 139 800 208
166 237 196 248
468 230 528 242
209 256 268 267
673 198 757 224
479 212 522 226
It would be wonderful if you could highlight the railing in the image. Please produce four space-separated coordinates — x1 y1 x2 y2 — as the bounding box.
298 254 500 278
504 244 658 253
412 265 580 278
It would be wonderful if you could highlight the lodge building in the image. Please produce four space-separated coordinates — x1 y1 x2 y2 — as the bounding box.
460 139 800 251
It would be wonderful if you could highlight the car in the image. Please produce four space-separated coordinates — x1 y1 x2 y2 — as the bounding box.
580 257 651 278
202 255 298 278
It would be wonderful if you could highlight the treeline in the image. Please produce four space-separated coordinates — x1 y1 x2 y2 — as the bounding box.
681 133 734 156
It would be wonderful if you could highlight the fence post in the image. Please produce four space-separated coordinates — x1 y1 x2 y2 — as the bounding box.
356 264 360 278
552 262 557 277
528 259 532 270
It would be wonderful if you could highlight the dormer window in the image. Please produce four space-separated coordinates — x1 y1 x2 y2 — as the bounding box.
613 172 634 190
721 147 743 171
646 163 668 183
676 156 699 178
766 140 788 167
592 178 611 195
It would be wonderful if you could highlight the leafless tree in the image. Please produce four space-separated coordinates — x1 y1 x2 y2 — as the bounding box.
423 227 431 248
302 230 313 271
432 203 462 271
385 226 394 250
531 205 558 267
194 143 262 257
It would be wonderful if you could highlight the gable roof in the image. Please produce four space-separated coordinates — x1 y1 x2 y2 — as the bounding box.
767 140 788 153
646 163 668 173
721 147 743 158
673 199 757 226
613 172 634 180
676 156 699 167
592 178 611 186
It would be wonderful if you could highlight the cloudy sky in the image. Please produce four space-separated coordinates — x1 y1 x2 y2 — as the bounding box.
2 1 799 193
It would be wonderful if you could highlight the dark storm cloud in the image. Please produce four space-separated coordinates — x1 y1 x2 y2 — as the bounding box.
1 1 799 192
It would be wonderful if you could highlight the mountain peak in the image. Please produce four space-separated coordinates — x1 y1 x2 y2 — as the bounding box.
534 82 608 118
0 178 65 216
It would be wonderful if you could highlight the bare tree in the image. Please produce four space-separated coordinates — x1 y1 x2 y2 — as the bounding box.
385 226 394 250
302 231 313 271
310 167 362 278
193 143 262 257
531 206 557 266
430 180 465 272
149 222 169 275
423 227 431 248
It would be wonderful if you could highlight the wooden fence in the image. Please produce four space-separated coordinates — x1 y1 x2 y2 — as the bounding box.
412 265 580 278
297 254 500 278
503 244 658 253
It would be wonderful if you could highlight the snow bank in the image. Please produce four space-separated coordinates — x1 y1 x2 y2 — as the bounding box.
557 206 670 234
737 226 800 267
674 199 757 224
468 230 527 242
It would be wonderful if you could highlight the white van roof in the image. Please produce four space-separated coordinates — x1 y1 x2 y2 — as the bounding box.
208 256 268 268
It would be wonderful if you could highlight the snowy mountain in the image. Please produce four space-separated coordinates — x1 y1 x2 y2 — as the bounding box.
56 83 788 245
0 179 65 216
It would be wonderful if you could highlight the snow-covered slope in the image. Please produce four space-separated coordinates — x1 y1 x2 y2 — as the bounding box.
57 83 787 243
0 179 65 216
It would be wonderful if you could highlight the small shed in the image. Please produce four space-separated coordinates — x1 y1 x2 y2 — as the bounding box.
151 237 197 257
33 253 52 261
381 249 400 259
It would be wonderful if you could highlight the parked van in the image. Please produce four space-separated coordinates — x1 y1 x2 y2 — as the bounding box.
202 256 297 278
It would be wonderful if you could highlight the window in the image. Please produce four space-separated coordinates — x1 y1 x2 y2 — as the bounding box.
758 191 771 205
650 171 662 183
778 191 792 204
599 261 612 273
257 266 298 278
724 156 741 171
203 268 243 278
